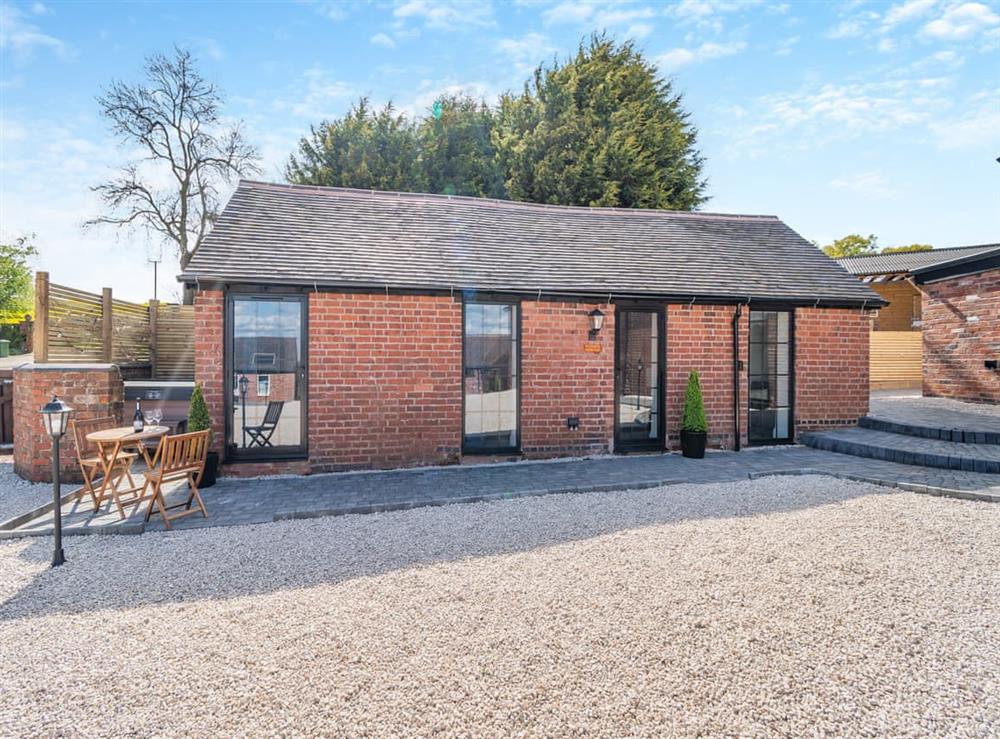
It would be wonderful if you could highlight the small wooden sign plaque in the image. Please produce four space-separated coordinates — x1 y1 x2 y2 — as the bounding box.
583 342 602 353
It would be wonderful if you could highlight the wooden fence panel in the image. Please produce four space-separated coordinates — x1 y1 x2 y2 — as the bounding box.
47 282 104 362
154 304 195 379
870 331 922 390
111 297 150 363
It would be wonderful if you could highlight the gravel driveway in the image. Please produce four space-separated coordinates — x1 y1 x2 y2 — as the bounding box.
0 454 49 523
1 475 997 736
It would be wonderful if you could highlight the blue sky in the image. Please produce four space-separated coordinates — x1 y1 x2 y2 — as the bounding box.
2 0 998 301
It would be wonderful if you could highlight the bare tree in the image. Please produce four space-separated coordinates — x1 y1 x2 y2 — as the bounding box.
87 47 259 276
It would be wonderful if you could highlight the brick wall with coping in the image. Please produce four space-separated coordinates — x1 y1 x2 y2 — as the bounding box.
794 307 871 431
521 301 614 457
13 364 124 483
193 290 226 455
921 270 999 403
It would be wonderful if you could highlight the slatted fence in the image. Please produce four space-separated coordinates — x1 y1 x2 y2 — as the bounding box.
870 331 922 390
33 272 193 379
151 303 195 379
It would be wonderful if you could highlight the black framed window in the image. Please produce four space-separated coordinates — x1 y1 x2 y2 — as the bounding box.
225 294 307 461
463 301 519 453
748 309 793 444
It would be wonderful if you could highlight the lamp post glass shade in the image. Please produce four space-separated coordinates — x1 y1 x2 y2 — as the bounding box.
238 375 249 397
589 308 605 333
40 395 72 438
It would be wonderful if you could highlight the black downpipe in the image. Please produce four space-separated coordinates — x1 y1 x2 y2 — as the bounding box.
733 303 743 451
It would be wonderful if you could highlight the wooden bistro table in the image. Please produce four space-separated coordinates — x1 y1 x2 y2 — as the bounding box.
86 425 170 519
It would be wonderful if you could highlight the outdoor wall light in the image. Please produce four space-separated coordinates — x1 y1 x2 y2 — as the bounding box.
588 308 605 340
40 394 72 567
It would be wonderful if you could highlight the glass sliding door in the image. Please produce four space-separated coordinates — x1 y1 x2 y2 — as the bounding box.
615 307 664 451
463 301 519 453
226 294 307 460
748 309 793 444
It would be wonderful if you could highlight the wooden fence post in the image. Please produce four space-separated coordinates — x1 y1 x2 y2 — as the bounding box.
33 271 49 363
148 299 159 378
102 287 113 362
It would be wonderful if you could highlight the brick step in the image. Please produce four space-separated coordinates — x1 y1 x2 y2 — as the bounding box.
859 416 1000 445
800 427 1000 474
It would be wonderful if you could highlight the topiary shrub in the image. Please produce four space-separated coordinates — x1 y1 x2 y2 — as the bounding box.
188 383 212 441
681 370 708 433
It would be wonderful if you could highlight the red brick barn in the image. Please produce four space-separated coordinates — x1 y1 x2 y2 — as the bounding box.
180 181 883 476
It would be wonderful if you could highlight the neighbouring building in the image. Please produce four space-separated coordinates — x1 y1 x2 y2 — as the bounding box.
838 244 1000 399
179 180 884 476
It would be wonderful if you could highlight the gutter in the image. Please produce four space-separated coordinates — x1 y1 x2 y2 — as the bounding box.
177 275 888 310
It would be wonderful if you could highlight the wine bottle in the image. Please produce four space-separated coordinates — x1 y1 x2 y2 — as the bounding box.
133 399 144 432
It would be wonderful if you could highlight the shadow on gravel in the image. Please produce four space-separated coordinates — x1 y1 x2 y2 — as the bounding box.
0 475 893 620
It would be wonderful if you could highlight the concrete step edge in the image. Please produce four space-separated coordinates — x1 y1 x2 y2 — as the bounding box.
860 416 1000 445
800 431 1000 474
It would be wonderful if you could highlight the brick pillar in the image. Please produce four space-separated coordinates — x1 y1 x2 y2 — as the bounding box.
194 290 225 454
13 364 124 483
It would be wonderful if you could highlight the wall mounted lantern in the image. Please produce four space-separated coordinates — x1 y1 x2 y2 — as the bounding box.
40 394 72 567
588 308 605 340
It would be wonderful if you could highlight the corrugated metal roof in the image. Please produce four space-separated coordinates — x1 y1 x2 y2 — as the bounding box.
181 180 884 306
837 244 1000 276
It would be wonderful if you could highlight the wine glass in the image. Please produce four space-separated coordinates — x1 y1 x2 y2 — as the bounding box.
152 408 163 427
144 410 155 427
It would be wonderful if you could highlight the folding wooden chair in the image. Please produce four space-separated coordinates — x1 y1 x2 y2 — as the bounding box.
244 400 284 448
140 430 210 530
70 417 139 515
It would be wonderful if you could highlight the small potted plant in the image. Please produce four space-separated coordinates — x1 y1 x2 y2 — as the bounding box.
187 383 219 487
680 370 708 459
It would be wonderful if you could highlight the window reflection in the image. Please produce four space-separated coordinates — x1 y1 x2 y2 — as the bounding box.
463 302 518 451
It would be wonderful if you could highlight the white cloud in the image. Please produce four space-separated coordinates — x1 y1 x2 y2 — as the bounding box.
881 0 938 30
656 40 746 72
669 0 764 31
370 32 396 48
826 18 866 39
831 171 896 198
543 1 593 25
922 2 1000 39
542 1 656 33
0 3 68 59
194 37 225 61
496 32 556 74
720 77 956 157
393 0 495 31
272 68 354 120
774 34 799 55
929 89 1000 148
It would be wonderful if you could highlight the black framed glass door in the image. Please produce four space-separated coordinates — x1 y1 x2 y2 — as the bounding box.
748 309 793 444
615 307 664 452
225 294 307 461
463 301 519 453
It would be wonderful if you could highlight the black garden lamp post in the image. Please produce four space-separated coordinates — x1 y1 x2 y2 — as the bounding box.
40 395 72 567
588 308 605 340
238 375 249 447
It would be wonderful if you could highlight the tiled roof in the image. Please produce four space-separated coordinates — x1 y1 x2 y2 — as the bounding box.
181 180 884 307
837 244 1000 276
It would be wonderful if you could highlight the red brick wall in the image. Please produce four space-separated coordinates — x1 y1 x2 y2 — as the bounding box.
308 293 462 471
665 304 748 450
521 301 614 457
194 290 225 454
192 290 871 475
13 365 124 483
794 308 871 431
921 270 999 403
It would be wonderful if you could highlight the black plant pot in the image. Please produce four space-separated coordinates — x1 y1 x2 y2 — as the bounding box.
200 451 220 488
680 430 707 459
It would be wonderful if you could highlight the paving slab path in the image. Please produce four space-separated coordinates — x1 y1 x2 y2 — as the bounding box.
3 444 998 539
